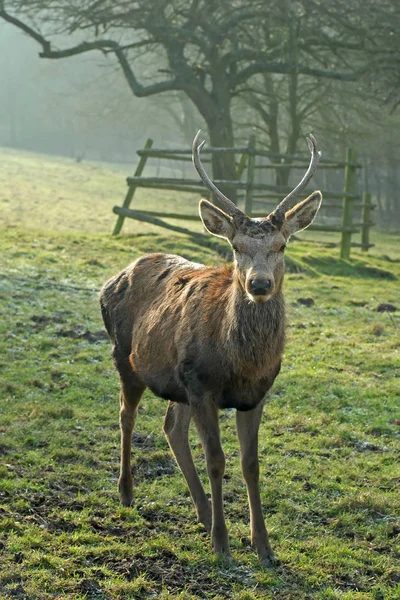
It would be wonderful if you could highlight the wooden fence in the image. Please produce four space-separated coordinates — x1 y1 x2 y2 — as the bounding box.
112 135 374 259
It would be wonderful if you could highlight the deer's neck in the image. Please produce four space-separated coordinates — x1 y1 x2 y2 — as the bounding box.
220 269 286 372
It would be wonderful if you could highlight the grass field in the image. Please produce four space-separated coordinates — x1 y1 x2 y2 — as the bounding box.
0 147 399 599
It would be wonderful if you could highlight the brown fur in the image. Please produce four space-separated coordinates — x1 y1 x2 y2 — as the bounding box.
99 189 322 565
100 254 284 411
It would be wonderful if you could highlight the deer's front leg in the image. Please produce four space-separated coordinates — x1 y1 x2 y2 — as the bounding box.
236 401 278 567
191 397 230 557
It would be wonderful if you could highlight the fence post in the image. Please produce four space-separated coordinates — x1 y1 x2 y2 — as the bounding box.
244 133 256 216
112 138 153 235
236 151 248 180
340 147 358 260
361 191 372 252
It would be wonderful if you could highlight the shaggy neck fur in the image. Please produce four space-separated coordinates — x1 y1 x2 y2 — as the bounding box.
215 266 286 374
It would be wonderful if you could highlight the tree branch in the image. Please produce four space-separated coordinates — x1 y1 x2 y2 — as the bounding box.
233 61 359 87
0 3 184 97
114 47 184 97
0 3 51 52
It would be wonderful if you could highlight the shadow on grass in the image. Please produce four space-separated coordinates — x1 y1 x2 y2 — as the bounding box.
123 231 231 261
122 232 398 280
297 254 397 280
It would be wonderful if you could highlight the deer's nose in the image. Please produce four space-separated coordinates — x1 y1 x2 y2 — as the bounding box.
249 278 272 295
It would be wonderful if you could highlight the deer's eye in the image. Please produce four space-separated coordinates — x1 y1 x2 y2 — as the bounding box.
232 244 239 252
280 244 286 253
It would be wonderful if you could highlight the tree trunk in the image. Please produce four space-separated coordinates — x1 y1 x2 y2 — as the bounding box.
180 95 198 146
189 89 237 204
261 75 281 188
387 155 399 231
207 108 237 203
279 23 301 188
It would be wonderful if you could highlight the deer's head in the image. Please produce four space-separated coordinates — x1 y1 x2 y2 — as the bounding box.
193 132 322 303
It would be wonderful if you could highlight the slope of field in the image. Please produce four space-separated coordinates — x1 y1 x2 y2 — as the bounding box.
0 147 399 599
0 146 202 236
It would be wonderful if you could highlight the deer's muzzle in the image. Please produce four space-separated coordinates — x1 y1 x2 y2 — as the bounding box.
246 275 274 303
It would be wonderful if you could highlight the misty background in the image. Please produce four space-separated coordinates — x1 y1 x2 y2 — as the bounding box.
0 23 175 162
1 1 400 231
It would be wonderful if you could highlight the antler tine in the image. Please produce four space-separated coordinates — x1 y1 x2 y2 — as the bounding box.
273 134 322 218
192 130 244 218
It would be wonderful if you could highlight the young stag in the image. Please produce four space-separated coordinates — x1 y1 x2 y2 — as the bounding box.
100 132 322 565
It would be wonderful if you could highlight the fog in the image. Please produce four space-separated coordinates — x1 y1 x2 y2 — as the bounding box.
0 23 181 162
1 19 400 230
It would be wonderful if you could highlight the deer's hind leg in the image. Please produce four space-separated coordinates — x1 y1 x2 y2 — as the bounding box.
114 349 146 507
163 401 212 532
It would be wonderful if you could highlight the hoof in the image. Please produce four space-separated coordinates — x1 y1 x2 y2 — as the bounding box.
259 550 280 568
214 546 232 560
198 508 212 534
212 531 231 557
118 478 133 507
120 495 133 507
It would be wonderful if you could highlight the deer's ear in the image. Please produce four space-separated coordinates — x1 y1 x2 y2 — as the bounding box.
199 199 234 241
281 191 322 238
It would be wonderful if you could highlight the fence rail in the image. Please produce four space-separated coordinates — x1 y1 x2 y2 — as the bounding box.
112 135 374 258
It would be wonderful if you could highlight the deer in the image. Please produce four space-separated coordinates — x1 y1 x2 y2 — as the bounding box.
99 131 322 566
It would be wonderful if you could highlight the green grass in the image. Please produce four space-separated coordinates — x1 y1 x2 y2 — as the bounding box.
0 147 399 599
0 146 202 236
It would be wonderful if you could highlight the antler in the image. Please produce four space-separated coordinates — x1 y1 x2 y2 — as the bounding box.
272 134 321 220
192 130 244 218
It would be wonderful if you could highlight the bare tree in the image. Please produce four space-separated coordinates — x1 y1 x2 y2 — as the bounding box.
0 0 361 201
233 0 368 185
